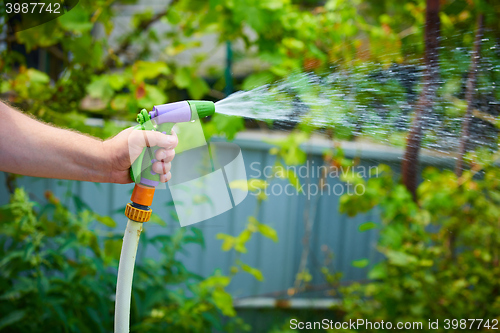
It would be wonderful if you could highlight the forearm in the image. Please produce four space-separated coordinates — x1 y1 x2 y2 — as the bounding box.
0 102 111 182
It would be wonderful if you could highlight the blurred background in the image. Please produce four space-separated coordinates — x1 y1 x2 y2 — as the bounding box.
1 0 500 332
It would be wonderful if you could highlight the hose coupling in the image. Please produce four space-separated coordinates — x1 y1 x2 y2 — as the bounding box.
124 184 155 222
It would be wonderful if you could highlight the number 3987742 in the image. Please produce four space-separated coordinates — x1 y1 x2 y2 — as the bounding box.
5 2 61 14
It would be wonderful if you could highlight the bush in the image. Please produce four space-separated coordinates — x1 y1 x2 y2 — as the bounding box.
334 154 500 332
0 188 245 332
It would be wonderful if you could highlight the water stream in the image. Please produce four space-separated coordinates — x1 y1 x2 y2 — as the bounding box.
214 36 500 158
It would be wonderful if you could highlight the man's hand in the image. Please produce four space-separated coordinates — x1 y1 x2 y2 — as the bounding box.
103 128 178 184
0 101 178 184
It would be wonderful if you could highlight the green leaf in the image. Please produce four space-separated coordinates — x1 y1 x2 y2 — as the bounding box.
166 7 182 24
229 178 268 193
87 77 114 102
242 71 275 90
261 0 290 10
0 310 26 330
185 227 205 247
146 84 168 104
202 312 223 331
95 215 116 228
212 113 244 140
133 61 169 82
0 251 24 268
257 223 278 242
51 304 68 326
131 9 153 28
169 210 179 222
368 262 387 279
419 259 434 267
187 77 210 100
358 222 378 232
149 213 167 227
216 233 235 251
212 289 236 317
248 179 269 191
287 170 301 191
265 132 308 165
282 37 305 50
111 94 130 111
238 229 252 245
229 180 249 192
352 258 369 268
0 81 10 93
108 73 128 90
137 84 168 108
85 306 102 326
239 262 264 281
58 5 93 33
296 269 313 282
104 239 122 259
26 69 50 84
174 67 192 88
385 250 418 267
248 216 265 234
16 20 61 51
193 194 212 205
201 274 231 288
65 35 103 67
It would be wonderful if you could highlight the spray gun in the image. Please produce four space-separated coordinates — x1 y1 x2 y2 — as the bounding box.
123 100 215 221
116 100 215 333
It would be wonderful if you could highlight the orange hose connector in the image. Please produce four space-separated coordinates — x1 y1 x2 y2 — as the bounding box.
124 203 151 222
124 184 155 222
131 184 155 206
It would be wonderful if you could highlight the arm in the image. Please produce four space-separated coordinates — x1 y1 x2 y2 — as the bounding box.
0 101 177 184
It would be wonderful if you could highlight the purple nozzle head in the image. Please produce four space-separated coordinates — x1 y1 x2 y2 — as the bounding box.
149 101 192 124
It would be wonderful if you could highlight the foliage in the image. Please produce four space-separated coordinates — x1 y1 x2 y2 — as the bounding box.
216 186 278 283
0 188 245 332
1 0 497 140
0 188 115 332
1 0 500 331
329 149 500 332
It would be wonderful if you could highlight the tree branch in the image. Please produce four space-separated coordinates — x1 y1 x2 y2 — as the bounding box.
101 0 179 70
401 0 440 201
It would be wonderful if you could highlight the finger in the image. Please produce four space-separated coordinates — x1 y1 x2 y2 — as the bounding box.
127 128 178 165
155 148 175 162
152 161 171 175
170 129 178 142
145 130 178 149
160 172 172 183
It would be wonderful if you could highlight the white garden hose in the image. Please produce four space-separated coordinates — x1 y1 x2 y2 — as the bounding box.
114 219 143 333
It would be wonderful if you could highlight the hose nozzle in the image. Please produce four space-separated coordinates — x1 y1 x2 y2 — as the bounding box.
148 100 215 125
130 100 215 187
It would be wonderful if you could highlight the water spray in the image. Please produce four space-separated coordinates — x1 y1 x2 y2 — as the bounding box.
115 100 215 333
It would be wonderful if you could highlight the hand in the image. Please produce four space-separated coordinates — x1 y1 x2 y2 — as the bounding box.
103 127 178 184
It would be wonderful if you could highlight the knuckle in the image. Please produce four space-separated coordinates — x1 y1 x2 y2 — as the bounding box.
170 135 179 148
155 148 166 159
152 162 161 173
163 149 175 162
